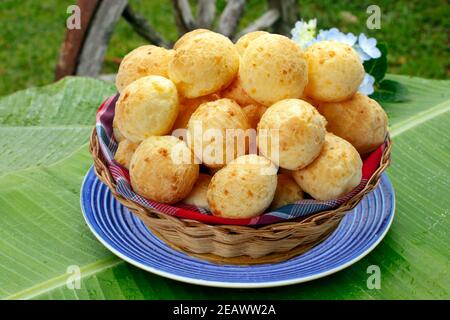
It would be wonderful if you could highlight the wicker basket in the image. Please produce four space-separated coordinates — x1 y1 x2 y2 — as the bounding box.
90 128 391 265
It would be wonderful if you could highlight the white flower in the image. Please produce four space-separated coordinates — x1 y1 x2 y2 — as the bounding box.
355 33 381 61
291 19 317 49
358 73 375 95
290 19 381 96
316 28 357 46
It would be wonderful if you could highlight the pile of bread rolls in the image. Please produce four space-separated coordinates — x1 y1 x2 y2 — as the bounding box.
113 29 388 219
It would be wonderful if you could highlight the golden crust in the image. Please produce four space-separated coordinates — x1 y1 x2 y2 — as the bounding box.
292 133 362 201
220 76 258 107
115 45 174 92
257 99 327 170
173 29 212 50
187 98 250 168
114 140 139 169
171 94 220 131
269 174 304 210
304 41 364 102
207 155 277 218
239 34 308 106
235 31 269 56
182 173 211 209
316 93 388 154
115 75 179 143
130 136 199 204
112 117 125 142
169 31 240 98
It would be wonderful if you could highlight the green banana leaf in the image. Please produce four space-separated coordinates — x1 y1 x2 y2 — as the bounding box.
0 75 448 300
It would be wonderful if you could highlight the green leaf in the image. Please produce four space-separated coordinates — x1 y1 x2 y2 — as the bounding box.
371 79 409 103
0 75 449 300
0 77 116 173
364 42 388 83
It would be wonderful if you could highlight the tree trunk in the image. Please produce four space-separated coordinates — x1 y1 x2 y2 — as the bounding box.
76 0 128 77
196 0 216 29
55 0 100 80
172 0 196 35
234 9 280 40
268 0 298 35
217 0 246 37
122 4 169 48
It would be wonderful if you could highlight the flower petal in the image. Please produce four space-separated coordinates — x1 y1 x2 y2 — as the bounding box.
367 46 381 59
358 73 375 95
358 33 368 46
354 45 371 61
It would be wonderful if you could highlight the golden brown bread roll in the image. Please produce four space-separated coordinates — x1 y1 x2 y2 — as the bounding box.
171 94 220 131
207 155 277 218
292 133 362 201
115 75 179 143
182 173 211 209
304 41 365 102
235 31 269 56
112 117 125 142
316 92 388 154
173 29 212 50
114 140 139 169
239 34 308 106
187 98 250 168
130 136 199 204
220 76 258 107
257 99 327 170
242 104 268 129
115 45 174 92
169 31 240 98
269 174 304 210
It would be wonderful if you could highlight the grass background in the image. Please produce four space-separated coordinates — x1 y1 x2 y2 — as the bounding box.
0 0 448 98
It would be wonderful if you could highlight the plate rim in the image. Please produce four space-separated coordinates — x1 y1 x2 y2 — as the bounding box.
80 166 395 289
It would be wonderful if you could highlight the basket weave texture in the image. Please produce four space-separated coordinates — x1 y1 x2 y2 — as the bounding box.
90 128 391 265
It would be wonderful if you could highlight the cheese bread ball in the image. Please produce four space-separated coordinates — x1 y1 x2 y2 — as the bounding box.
207 155 277 218
169 31 240 98
239 34 308 106
292 133 362 201
304 41 364 102
115 45 174 92
316 93 388 154
130 136 199 204
182 173 211 209
114 140 139 169
115 75 179 143
221 76 258 107
257 99 327 170
235 31 269 56
242 104 268 129
173 29 212 50
113 117 125 142
171 94 220 131
269 174 304 210
187 98 250 168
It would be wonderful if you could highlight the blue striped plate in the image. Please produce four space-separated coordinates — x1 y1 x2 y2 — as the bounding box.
80 167 395 288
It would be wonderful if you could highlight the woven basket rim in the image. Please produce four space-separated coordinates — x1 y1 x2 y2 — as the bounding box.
89 127 392 231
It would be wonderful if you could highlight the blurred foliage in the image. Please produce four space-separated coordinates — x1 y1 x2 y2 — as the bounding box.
0 0 448 97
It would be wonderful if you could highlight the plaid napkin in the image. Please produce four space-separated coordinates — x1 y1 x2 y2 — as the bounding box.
96 95 385 226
